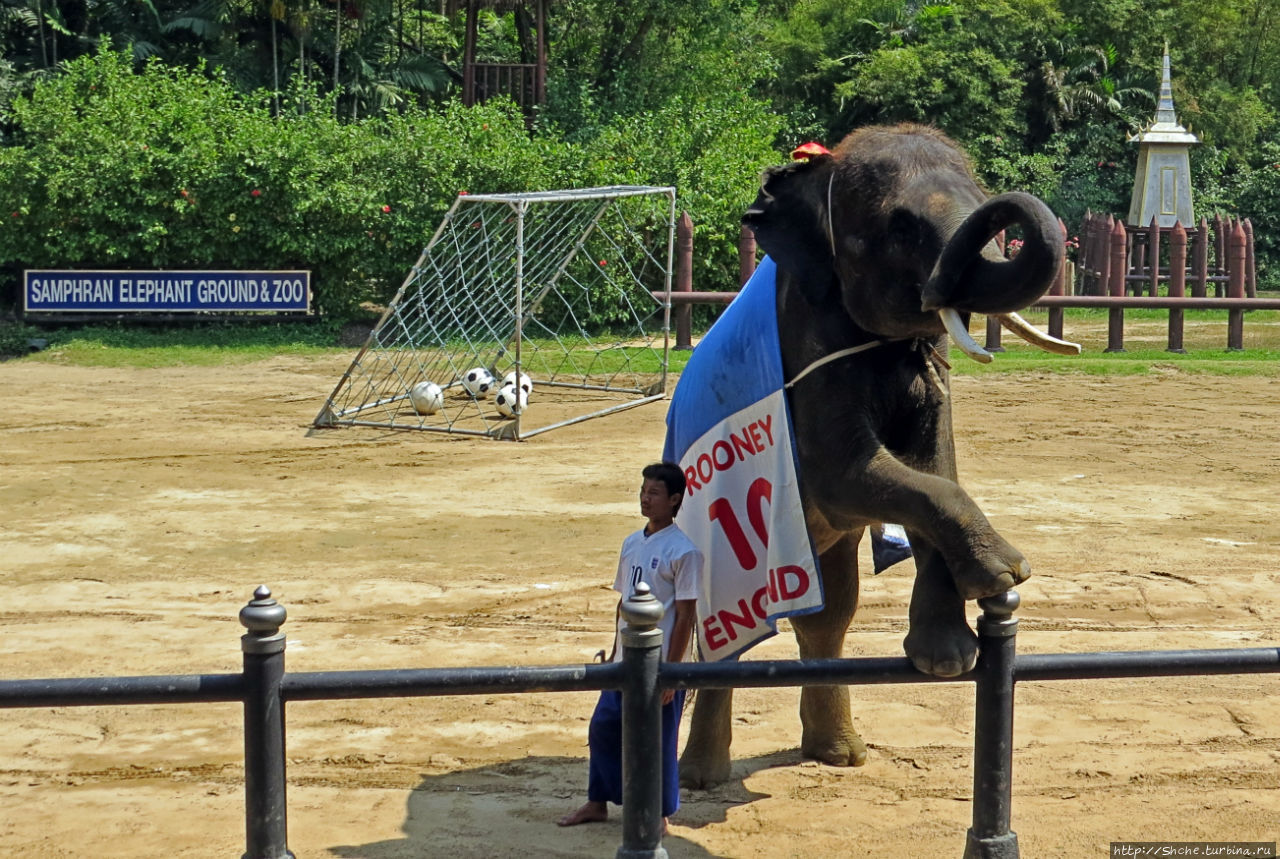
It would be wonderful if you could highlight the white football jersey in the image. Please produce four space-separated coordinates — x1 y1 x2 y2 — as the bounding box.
610 522 704 662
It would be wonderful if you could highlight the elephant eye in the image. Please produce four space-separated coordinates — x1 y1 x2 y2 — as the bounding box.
887 209 940 255
887 210 924 246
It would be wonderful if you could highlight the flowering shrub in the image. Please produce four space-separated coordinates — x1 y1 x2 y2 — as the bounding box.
1005 235 1079 262
1064 234 1081 262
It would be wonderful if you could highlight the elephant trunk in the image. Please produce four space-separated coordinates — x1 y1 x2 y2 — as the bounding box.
919 191 1064 315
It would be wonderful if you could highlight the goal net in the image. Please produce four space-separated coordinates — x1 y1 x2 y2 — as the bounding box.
313 186 676 440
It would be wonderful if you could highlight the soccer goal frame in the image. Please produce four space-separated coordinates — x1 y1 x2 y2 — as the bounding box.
313 185 677 440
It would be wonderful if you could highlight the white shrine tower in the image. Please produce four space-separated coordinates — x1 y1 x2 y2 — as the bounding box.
1127 45 1199 227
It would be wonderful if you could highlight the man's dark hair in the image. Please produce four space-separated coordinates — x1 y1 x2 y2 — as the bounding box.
642 461 686 515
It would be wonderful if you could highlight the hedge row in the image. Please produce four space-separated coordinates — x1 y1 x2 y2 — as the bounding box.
0 50 783 319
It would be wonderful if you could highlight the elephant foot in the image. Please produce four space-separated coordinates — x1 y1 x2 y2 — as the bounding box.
904 617 978 678
801 728 868 767
679 748 733 789
951 542 1031 601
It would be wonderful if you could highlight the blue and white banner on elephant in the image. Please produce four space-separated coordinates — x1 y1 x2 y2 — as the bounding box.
663 257 824 662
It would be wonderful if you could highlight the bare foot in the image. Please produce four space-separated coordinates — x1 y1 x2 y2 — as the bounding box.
557 800 608 827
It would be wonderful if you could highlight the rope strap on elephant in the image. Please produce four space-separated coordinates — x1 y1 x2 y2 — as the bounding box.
784 340 884 389
785 338 950 397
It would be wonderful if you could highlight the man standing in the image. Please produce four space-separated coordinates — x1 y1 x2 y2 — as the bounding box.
558 461 704 829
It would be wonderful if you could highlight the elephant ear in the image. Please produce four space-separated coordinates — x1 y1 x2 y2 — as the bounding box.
742 155 838 305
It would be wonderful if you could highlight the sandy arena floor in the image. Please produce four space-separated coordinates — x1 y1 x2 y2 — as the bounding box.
0 354 1277 858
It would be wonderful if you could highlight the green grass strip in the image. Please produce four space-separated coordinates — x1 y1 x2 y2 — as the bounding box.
10 313 1280 377
952 347 1280 377
19 322 349 367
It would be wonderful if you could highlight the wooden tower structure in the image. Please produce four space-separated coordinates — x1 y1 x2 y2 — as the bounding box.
453 0 548 110
1127 45 1198 227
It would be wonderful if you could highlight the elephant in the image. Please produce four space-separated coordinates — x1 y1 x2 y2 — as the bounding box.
678 123 1077 788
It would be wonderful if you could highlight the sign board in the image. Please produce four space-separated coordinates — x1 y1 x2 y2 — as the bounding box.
24 270 311 313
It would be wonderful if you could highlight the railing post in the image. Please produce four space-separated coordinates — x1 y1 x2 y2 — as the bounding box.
964 590 1021 859
1167 222 1187 354
617 583 667 859
675 212 694 351
984 316 1005 352
240 586 294 859
1105 219 1127 353
1228 221 1246 351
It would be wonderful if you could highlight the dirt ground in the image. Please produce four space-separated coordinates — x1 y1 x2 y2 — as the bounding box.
1 351 1278 858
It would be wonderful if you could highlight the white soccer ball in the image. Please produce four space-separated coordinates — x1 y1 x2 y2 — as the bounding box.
461 367 494 398
494 383 528 418
502 371 533 396
408 381 444 415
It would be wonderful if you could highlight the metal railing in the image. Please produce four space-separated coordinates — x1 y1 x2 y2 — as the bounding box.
1 585 1276 858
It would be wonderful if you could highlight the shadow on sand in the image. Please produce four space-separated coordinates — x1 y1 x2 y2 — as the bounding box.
327 750 806 858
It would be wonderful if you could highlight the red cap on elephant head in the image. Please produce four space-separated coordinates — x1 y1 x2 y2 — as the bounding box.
790 142 831 161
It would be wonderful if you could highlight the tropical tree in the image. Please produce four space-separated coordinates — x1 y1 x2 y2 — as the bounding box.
322 0 453 118
1023 38 1152 147
541 0 768 132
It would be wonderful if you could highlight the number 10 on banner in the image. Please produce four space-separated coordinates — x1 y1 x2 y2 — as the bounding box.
707 477 772 571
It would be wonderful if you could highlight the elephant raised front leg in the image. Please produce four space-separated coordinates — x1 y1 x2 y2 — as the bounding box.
847 452 1031 603
854 459 1027 673
939 511 1032 602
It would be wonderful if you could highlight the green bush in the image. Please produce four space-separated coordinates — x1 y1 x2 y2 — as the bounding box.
1228 142 1280 287
0 318 42 357
0 49 780 322
968 134 1068 201
584 93 784 294
0 50 581 317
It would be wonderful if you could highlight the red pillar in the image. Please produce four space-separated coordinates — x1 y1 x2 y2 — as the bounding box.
1192 217 1209 298
534 0 547 104
984 231 1007 351
1244 218 1256 298
738 224 757 286
462 0 478 107
1228 221 1246 351
1213 214 1226 296
673 212 694 351
1167 222 1187 353
1147 216 1161 297
1081 210 1095 295
1105 219 1127 352
1048 218 1066 340
1096 215 1114 301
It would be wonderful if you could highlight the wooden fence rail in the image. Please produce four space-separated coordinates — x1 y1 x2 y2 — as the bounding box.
1077 211 1256 299
663 213 1274 353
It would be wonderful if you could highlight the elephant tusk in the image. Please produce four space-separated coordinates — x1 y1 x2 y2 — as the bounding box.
938 308 992 363
996 312 1082 355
